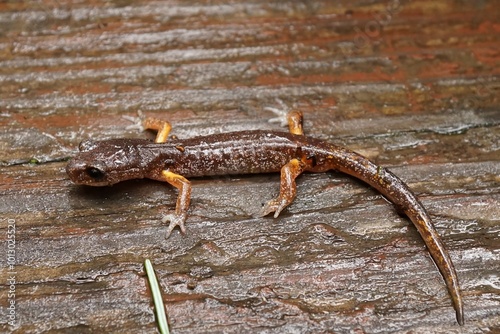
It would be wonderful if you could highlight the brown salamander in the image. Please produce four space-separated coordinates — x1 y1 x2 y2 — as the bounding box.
66 111 464 325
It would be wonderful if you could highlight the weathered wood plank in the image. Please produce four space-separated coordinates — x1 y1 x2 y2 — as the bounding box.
0 1 499 333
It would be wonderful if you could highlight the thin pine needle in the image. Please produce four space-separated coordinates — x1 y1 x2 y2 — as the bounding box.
144 259 170 334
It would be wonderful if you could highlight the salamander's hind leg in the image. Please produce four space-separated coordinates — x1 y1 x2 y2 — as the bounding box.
266 104 304 135
160 170 192 238
284 110 304 135
259 158 306 218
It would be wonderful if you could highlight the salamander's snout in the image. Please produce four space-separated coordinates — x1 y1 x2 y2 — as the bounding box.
67 138 147 186
66 158 110 186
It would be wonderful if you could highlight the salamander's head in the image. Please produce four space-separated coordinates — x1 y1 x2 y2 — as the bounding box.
66 139 149 186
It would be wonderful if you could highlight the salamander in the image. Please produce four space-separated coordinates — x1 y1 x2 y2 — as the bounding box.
66 110 464 325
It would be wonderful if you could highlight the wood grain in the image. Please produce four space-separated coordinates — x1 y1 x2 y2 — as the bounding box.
0 1 499 333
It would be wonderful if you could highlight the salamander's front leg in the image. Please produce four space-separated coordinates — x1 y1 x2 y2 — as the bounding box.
143 118 173 143
260 158 306 218
160 170 192 238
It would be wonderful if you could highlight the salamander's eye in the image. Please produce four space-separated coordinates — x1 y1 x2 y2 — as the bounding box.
85 166 105 180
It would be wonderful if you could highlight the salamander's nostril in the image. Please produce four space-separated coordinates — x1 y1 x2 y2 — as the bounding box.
65 159 88 182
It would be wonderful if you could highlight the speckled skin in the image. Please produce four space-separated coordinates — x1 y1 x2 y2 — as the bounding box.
66 129 463 325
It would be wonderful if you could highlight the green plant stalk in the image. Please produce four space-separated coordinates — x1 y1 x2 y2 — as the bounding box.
144 259 170 334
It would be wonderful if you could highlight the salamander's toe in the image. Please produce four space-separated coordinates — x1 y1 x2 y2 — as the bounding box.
122 110 145 131
259 198 288 218
162 213 187 238
265 99 290 127
266 107 289 127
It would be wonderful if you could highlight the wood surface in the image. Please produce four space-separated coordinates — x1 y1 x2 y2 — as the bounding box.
0 1 499 333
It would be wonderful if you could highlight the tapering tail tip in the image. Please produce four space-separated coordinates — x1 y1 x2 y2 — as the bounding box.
457 307 464 326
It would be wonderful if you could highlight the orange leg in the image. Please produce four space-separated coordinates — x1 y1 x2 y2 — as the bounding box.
260 158 306 218
160 170 192 238
142 118 172 143
267 105 304 135
286 110 304 135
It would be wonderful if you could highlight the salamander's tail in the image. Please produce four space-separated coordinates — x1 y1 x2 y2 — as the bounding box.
332 148 464 325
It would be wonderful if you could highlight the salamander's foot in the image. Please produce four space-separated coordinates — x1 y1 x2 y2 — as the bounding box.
265 99 289 127
259 198 289 218
123 110 145 131
162 212 187 238
265 100 304 136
